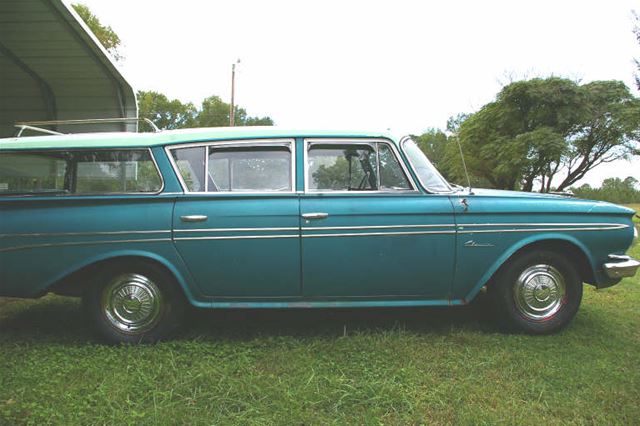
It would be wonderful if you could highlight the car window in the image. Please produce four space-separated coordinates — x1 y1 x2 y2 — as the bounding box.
169 141 294 193
401 139 451 192
170 147 206 192
74 151 162 194
0 149 162 195
306 142 411 191
378 143 412 190
208 145 292 192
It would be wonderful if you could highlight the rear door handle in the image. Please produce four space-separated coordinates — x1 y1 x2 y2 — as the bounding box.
302 212 329 220
180 215 208 223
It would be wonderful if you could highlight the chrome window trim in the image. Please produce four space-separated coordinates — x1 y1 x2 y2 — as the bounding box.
0 147 165 197
165 139 296 195
399 136 454 194
303 138 418 194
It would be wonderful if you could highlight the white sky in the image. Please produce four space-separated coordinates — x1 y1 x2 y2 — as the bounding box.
75 0 640 188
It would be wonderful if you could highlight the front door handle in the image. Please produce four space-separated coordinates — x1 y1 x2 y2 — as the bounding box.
180 215 208 223
302 212 329 220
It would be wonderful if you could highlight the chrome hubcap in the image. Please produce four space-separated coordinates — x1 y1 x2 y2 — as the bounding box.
513 264 566 320
101 273 162 333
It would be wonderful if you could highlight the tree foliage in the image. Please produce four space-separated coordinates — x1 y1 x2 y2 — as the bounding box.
137 91 274 131
573 176 640 203
72 3 122 60
446 78 640 191
197 96 273 128
137 91 197 131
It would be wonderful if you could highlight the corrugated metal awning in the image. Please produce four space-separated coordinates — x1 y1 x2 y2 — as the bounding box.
0 0 137 137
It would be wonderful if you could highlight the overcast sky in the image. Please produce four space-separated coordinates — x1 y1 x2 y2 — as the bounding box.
74 0 640 188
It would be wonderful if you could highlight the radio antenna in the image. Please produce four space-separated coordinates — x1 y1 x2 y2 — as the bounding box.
454 132 473 194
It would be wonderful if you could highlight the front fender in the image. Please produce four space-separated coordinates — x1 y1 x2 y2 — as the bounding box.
458 232 596 303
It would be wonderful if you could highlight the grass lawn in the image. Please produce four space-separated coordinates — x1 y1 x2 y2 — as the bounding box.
1 208 639 425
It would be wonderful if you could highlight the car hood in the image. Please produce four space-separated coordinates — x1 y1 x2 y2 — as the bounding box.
458 188 635 216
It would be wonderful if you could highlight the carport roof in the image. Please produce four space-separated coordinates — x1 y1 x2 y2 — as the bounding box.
0 0 137 137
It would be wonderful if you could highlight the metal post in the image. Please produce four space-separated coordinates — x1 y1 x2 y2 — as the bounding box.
229 59 240 127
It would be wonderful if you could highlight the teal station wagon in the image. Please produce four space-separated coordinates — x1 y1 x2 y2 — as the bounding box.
0 126 638 343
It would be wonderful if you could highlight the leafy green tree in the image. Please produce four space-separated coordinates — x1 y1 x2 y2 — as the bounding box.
453 78 640 191
72 3 122 60
556 81 640 191
195 96 273 127
137 93 274 131
573 176 640 203
137 91 197 130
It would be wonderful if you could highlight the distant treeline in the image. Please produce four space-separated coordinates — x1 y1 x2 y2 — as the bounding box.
572 177 640 204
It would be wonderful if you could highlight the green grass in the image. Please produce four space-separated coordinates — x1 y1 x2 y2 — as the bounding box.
1 216 639 425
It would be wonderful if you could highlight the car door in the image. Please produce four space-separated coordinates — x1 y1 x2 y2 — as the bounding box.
169 139 301 298
300 138 456 299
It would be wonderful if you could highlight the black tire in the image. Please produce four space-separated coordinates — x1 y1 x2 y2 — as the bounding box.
488 249 583 334
82 261 186 344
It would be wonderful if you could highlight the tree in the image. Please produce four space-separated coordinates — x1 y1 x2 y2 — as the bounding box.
196 96 274 127
453 78 640 191
555 81 640 190
138 93 274 131
573 176 640 203
72 3 122 60
137 91 197 130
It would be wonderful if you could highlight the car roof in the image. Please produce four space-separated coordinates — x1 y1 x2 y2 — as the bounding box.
0 127 401 150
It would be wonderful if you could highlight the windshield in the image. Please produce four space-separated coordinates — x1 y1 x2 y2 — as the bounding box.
401 138 451 192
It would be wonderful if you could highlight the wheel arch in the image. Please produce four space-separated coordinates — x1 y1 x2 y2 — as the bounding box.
463 234 596 302
47 250 204 307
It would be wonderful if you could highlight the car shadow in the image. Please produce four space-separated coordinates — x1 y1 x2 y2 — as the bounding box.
182 302 496 341
0 294 500 344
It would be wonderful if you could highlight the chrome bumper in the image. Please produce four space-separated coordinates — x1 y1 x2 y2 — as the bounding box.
603 254 640 279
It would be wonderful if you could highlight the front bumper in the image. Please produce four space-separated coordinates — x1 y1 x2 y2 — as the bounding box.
603 254 640 279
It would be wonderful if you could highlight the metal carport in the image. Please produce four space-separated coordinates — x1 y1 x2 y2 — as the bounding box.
0 0 137 137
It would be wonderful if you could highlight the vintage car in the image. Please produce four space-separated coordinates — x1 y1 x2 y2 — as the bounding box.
0 126 638 343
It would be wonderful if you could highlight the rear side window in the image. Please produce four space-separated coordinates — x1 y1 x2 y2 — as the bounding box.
0 149 162 195
208 145 291 192
169 141 294 193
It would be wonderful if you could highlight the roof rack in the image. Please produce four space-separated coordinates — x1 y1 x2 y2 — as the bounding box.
14 117 160 137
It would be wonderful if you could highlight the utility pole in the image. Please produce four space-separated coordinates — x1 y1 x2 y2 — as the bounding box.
229 59 240 126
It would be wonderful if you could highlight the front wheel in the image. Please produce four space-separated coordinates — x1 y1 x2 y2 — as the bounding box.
83 262 186 344
488 249 583 334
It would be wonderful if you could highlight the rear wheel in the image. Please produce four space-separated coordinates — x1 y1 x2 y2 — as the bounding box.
83 262 186 344
488 249 583 334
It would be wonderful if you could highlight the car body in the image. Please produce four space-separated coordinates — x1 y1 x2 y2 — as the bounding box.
0 127 638 342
